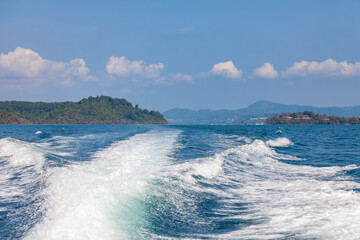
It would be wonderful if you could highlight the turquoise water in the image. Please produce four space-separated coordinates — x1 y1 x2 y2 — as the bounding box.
1 125 360 239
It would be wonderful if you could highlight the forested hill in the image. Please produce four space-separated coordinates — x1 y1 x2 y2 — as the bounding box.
0 96 167 124
0 110 31 124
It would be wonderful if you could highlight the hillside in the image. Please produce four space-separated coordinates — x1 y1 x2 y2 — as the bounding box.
163 101 360 124
0 96 167 124
0 110 31 124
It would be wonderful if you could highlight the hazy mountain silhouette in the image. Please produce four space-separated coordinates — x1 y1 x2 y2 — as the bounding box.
163 101 360 124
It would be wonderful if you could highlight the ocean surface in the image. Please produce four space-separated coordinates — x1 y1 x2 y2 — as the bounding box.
1 125 360 239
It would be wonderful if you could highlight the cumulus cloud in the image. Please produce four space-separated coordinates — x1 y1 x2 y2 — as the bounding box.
210 61 242 79
0 47 45 78
252 62 278 79
156 73 194 84
0 47 95 88
283 59 360 77
106 56 164 79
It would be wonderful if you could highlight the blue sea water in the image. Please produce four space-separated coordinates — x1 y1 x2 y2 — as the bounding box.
1 125 360 239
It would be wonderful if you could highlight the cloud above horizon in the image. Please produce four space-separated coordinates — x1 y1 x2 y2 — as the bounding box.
0 47 95 88
106 56 164 79
282 59 360 78
3 47 360 94
209 61 242 79
252 62 278 79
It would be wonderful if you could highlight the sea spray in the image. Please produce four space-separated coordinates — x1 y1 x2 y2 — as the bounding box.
266 137 293 147
0 138 46 239
146 136 360 239
198 139 360 239
1 125 360 240
23 130 180 240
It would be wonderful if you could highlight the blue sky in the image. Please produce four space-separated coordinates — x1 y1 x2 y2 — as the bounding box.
1 0 360 111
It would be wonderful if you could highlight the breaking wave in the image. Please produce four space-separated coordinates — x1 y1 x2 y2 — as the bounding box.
2 127 360 240
162 138 360 239
266 137 293 147
23 130 180 240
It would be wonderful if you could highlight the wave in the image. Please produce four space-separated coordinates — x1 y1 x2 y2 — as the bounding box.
0 138 45 200
170 138 293 184
145 136 360 239
23 130 180 240
183 138 360 239
0 138 46 239
3 130 360 240
266 137 293 147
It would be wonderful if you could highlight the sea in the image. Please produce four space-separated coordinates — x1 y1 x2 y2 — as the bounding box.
1 124 360 240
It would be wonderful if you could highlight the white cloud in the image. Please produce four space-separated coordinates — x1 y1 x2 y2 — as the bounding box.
0 47 95 88
143 63 165 78
0 47 45 78
210 61 242 79
106 56 164 79
156 73 194 84
283 59 360 77
252 62 278 79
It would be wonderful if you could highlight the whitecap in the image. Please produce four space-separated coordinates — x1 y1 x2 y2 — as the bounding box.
266 137 293 147
23 130 181 240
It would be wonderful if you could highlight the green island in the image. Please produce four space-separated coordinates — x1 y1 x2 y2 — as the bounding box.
265 111 360 125
0 96 167 124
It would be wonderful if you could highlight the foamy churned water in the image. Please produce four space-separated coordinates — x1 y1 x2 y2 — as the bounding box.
179 138 360 240
1 126 360 240
0 138 45 203
0 138 46 240
266 137 293 147
23 130 180 240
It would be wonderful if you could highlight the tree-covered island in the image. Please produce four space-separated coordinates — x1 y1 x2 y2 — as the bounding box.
0 96 167 124
265 111 360 125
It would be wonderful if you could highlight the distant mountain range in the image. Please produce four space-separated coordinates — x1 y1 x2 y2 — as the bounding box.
163 101 360 124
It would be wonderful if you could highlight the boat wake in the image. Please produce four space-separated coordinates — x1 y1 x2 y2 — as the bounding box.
1 129 360 240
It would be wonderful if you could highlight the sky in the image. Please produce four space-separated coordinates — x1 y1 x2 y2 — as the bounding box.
1 0 360 111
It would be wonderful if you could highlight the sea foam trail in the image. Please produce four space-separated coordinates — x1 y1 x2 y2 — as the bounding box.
156 136 360 239
265 137 293 147
0 138 46 239
204 139 360 239
0 138 45 203
23 130 180 240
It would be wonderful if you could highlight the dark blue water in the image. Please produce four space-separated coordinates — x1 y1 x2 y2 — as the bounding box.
1 125 360 239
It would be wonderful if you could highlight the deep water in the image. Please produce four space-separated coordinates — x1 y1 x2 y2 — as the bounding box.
1 125 360 239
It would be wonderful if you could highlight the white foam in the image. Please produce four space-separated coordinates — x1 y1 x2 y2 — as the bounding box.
35 134 97 156
195 139 360 240
0 138 45 169
0 138 46 206
5 130 359 239
23 130 180 240
175 154 225 185
266 137 293 147
154 136 360 239
167 139 286 185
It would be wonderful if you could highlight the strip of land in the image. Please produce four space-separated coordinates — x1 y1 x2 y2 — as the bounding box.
265 111 360 125
0 96 167 124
